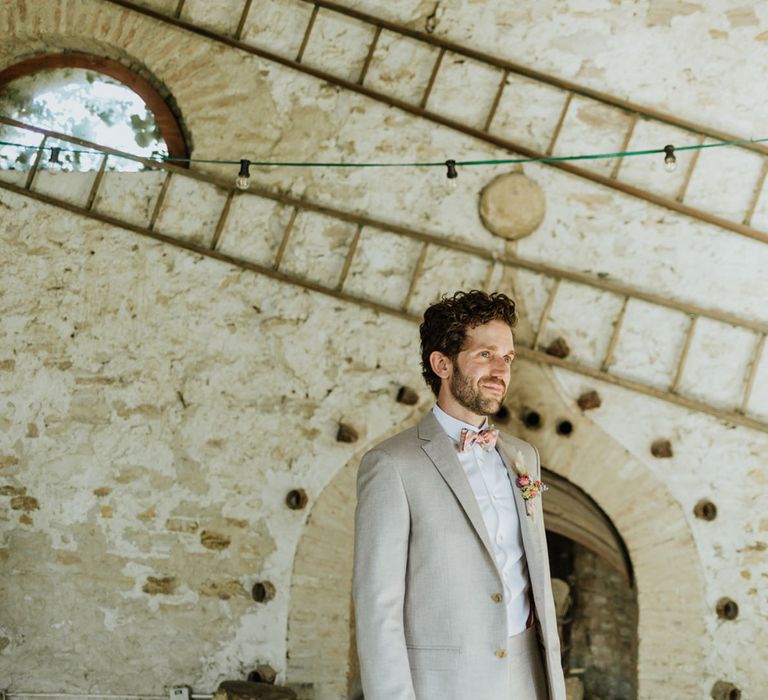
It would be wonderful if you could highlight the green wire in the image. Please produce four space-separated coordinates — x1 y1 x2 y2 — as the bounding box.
1 135 767 168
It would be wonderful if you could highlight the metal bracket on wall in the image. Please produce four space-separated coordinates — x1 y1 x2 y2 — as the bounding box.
169 687 191 700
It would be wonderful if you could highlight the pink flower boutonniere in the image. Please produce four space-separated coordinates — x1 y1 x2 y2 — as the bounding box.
511 449 548 518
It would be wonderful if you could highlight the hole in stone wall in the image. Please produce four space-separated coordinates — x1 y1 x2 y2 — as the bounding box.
716 597 738 620
545 336 570 358
251 581 276 603
522 408 542 429
694 499 717 521
336 423 359 443
396 386 419 405
247 664 277 684
286 489 308 510
650 439 673 458
577 390 601 411
711 680 742 700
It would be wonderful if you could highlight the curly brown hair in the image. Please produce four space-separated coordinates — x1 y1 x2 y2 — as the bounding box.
419 290 517 397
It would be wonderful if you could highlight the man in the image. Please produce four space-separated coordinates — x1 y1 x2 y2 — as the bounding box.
353 290 566 700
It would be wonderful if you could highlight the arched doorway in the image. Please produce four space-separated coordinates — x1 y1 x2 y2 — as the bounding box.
285 384 707 699
285 454 637 700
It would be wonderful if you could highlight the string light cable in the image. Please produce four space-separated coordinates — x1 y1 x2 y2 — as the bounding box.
1 135 768 186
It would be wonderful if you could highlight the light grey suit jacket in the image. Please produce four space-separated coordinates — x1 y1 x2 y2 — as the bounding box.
353 411 566 700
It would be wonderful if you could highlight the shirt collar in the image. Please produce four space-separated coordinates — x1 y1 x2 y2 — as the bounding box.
432 403 489 444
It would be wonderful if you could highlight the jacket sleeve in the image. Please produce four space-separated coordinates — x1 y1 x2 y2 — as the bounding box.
353 448 416 700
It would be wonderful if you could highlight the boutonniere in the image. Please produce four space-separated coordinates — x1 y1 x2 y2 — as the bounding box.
510 449 548 518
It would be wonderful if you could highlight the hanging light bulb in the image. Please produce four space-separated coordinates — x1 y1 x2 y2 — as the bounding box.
445 159 458 189
48 147 62 171
663 144 677 172
235 159 251 190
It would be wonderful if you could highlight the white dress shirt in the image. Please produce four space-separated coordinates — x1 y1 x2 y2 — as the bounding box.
432 404 531 635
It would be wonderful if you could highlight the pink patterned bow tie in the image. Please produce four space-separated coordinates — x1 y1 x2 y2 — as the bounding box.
458 427 498 453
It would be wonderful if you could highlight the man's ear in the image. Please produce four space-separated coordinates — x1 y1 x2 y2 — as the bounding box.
429 351 452 380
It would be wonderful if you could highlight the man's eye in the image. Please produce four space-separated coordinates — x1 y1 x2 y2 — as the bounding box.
503 356 512 364
480 351 490 358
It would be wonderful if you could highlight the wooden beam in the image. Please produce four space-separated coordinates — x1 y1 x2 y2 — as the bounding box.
100 0 768 246
85 154 109 210
2 115 765 336
1 177 765 433
296 4 319 63
420 47 445 109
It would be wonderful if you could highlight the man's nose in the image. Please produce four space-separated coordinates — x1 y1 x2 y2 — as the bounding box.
490 356 509 375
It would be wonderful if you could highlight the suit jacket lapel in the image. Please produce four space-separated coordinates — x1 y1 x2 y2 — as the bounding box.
419 413 501 578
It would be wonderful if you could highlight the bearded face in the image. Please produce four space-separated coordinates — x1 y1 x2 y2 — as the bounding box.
449 363 507 417
431 319 515 423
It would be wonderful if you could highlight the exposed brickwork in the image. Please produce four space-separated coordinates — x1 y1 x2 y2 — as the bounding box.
569 545 638 700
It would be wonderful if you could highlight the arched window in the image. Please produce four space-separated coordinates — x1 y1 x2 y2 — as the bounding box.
0 54 188 171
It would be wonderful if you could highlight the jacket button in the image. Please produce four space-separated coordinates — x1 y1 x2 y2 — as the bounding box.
495 649 507 658
491 593 503 603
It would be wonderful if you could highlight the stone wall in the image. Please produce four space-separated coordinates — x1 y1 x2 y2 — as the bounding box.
1 1 768 699
569 545 638 700
0 186 424 690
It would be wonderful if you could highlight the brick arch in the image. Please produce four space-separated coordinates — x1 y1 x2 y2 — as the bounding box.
286 363 708 700
0 0 213 160
0 0 284 172
0 53 189 161
286 410 426 700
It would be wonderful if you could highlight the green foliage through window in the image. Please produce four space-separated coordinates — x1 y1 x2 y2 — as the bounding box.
0 67 169 171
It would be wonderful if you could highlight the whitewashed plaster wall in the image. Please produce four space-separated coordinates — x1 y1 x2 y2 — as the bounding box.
0 186 426 690
338 0 768 137
1 0 768 698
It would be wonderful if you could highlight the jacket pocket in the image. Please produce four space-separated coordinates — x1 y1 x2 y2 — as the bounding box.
406 644 460 670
